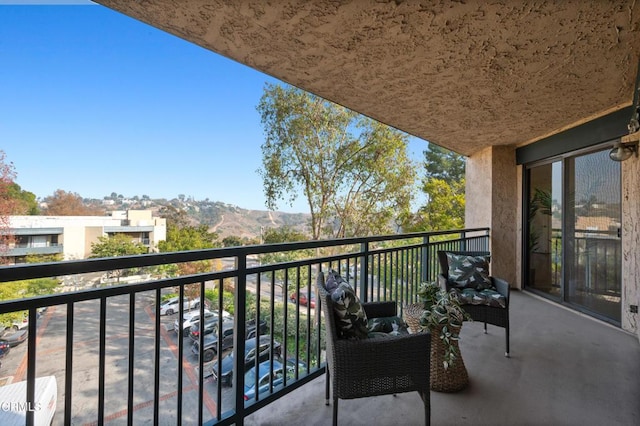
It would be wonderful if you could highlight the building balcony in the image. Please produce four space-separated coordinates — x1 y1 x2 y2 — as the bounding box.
247 289 640 426
0 228 637 425
4 243 63 257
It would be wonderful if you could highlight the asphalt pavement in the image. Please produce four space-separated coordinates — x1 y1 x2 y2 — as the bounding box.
0 294 237 425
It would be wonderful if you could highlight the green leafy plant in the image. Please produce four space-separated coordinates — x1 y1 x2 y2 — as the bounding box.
528 187 552 252
418 283 470 369
417 281 441 309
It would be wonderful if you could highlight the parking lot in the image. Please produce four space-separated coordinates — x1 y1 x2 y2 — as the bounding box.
0 293 237 425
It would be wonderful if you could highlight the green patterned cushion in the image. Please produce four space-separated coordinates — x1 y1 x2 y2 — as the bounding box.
324 269 344 292
325 270 369 339
367 316 409 335
446 252 493 290
453 287 506 308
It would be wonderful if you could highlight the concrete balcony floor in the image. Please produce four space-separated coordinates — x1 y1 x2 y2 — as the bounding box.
245 291 640 426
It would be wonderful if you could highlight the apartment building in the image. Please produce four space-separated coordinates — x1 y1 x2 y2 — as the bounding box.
4 210 166 264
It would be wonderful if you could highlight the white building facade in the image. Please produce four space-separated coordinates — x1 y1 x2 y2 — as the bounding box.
5 210 166 263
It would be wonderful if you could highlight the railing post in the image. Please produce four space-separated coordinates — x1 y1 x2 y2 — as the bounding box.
26 307 37 426
97 297 107 425
177 286 184 423
485 228 490 251
461 230 467 251
64 303 74 426
234 253 247 425
421 235 430 283
360 241 369 303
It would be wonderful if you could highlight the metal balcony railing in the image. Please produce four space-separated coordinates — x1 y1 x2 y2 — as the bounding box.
544 228 621 297
0 228 488 426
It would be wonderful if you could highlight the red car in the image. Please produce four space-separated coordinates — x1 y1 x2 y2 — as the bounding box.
0 339 10 358
289 290 316 308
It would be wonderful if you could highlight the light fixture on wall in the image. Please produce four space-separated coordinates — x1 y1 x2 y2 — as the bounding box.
610 80 640 162
609 138 638 161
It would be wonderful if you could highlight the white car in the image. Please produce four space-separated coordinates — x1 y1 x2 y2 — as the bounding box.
159 296 201 316
11 316 29 332
173 309 214 336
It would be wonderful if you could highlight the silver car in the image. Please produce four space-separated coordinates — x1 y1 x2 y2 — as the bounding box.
159 296 201 316
173 309 213 336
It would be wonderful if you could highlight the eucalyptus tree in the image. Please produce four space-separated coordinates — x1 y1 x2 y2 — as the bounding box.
258 83 416 240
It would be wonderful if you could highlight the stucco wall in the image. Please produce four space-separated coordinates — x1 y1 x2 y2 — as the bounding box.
83 227 104 259
515 165 523 289
62 226 89 260
125 209 153 224
465 147 492 228
466 146 518 287
622 155 640 340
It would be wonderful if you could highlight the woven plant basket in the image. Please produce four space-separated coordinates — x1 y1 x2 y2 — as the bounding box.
404 303 426 333
404 303 469 393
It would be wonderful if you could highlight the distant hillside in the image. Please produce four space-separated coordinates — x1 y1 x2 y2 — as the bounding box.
183 201 310 239
84 195 311 240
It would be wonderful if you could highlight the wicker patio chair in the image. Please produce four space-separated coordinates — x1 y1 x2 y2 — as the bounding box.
437 250 511 357
317 271 431 426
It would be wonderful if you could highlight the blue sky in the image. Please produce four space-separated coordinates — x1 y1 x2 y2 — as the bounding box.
1 2 427 213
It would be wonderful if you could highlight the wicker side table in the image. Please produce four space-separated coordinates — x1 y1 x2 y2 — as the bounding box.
404 303 469 393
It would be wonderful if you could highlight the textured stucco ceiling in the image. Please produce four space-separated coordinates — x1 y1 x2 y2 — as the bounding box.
95 0 640 156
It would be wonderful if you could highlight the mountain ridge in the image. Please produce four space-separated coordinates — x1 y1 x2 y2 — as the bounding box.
185 200 310 239
92 196 311 240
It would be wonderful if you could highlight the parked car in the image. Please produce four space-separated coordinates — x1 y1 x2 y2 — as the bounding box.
285 357 308 378
173 309 213 337
4 309 45 334
0 339 10 359
211 335 282 386
192 321 235 363
243 360 285 402
10 316 29 332
243 359 301 402
192 318 268 363
188 310 232 342
289 289 316 308
159 296 201 316
4 329 28 347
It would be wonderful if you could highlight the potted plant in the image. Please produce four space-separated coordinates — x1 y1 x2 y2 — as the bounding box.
416 282 471 392
417 282 469 369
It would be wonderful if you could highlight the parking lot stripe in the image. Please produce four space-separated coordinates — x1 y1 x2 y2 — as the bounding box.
11 303 221 424
82 383 200 426
147 305 220 420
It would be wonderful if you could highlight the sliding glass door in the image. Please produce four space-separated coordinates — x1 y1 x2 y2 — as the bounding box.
564 150 621 322
526 148 621 323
